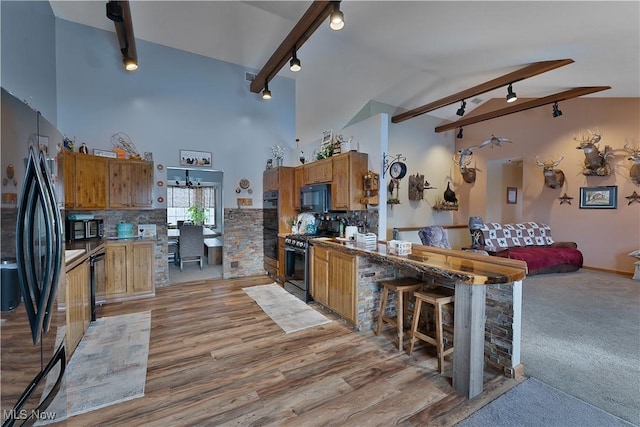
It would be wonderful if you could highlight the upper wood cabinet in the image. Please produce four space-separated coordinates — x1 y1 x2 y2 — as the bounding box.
331 152 368 211
109 158 153 208
293 167 304 209
263 167 296 232
74 154 108 209
62 152 154 210
303 157 333 185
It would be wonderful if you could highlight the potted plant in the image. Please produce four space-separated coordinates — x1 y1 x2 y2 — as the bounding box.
187 205 206 225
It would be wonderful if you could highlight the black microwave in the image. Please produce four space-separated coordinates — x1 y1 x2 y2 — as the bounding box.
300 183 332 213
66 219 104 241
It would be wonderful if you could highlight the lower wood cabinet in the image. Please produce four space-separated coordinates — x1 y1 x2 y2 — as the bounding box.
66 259 91 356
310 246 356 324
105 240 154 301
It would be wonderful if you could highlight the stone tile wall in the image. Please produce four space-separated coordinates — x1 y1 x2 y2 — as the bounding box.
223 208 264 279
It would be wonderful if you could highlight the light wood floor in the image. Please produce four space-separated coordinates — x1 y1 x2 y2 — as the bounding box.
57 276 522 426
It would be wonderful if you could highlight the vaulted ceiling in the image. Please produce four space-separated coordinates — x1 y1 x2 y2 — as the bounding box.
49 1 639 144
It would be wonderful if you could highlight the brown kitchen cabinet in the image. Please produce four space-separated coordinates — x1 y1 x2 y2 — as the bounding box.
263 167 280 192
310 245 329 306
278 236 286 281
69 153 109 209
310 245 356 324
331 152 368 211
65 258 91 356
109 158 153 208
328 250 357 323
105 240 154 301
303 157 333 185
293 166 304 209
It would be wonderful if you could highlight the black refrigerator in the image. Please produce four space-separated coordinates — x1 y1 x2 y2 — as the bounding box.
1 88 66 426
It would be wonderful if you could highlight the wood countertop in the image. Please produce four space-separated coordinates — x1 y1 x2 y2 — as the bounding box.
311 238 527 285
65 238 106 271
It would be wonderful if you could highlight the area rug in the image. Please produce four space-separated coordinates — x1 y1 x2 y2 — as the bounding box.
38 311 151 424
243 284 331 333
456 378 635 427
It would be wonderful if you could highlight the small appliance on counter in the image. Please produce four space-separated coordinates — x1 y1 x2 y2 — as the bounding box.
117 222 135 238
66 216 104 241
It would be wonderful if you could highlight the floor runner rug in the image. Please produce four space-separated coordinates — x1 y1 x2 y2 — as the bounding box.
456 377 634 427
243 284 331 333
38 311 151 424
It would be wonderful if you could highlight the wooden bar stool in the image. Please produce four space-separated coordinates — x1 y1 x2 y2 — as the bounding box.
408 288 455 374
375 277 424 351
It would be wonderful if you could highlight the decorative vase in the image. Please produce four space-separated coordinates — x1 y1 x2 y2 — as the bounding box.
276 157 283 167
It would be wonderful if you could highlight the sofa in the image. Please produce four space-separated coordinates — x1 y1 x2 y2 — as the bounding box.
477 222 583 275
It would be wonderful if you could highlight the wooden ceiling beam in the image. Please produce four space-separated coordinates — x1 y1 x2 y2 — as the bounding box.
391 59 575 123
434 86 611 133
249 1 333 93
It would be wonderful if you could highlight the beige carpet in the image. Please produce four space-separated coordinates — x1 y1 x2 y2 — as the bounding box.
38 311 151 424
243 284 332 333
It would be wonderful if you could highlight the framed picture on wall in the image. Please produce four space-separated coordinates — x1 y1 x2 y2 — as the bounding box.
180 149 212 167
506 187 517 204
579 186 617 209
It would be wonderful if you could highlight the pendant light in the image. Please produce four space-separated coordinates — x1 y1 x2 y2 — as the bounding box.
506 83 517 103
290 48 301 72
329 1 344 30
552 101 563 117
262 81 272 100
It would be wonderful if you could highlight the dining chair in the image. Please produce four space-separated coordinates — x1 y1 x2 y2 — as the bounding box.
178 224 204 271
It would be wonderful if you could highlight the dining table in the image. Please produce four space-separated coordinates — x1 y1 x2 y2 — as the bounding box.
167 227 218 238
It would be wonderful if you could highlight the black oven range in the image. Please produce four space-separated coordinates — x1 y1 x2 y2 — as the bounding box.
283 220 341 302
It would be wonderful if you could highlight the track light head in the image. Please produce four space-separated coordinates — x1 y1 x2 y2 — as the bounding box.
106 1 124 22
457 127 463 139
123 56 138 71
290 49 301 72
262 81 272 100
456 100 466 117
506 83 517 103
552 102 563 118
330 2 344 30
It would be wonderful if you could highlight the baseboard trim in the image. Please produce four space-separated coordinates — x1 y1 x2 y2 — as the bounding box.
582 265 633 278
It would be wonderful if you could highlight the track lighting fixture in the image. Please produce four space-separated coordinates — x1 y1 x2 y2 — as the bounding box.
457 127 464 139
456 100 467 117
506 83 517 103
290 48 301 72
123 54 138 71
262 81 272 100
329 1 344 30
106 1 138 72
552 101 563 118
106 1 123 22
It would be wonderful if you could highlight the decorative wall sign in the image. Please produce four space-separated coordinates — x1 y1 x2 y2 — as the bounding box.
579 186 617 209
625 191 640 205
93 149 117 158
180 149 212 167
559 193 574 205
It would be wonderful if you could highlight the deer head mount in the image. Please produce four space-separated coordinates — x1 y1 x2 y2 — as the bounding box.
573 127 613 176
624 142 640 185
453 135 512 184
536 156 565 189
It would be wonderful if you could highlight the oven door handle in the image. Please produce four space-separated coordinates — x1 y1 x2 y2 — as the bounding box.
285 246 305 254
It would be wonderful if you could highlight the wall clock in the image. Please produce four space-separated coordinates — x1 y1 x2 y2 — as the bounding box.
389 161 407 179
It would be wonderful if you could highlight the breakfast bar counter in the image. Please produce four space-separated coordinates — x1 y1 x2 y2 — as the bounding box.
310 238 527 399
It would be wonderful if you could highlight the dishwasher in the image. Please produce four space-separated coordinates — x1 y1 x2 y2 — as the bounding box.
89 249 106 321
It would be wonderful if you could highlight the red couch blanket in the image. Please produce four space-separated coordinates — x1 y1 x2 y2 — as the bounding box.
507 247 583 275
